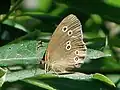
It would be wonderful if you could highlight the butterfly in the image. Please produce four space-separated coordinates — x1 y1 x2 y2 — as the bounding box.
37 14 87 74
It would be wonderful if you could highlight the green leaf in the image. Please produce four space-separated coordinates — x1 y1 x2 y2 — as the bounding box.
0 40 47 66
0 67 7 87
87 49 111 59
3 16 42 32
104 0 120 7
93 73 116 87
5 68 45 82
22 73 115 90
23 79 56 90
85 49 111 63
5 66 115 90
58 72 92 80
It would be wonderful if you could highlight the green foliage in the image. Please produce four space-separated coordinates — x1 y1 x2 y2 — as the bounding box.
93 73 115 87
0 0 120 90
0 68 7 87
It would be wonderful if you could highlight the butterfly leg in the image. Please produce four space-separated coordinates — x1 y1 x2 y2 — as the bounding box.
51 65 59 76
45 51 49 73
45 63 47 73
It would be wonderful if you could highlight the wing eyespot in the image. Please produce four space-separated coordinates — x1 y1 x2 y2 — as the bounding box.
66 41 71 45
75 50 79 55
66 44 71 50
62 26 68 32
74 63 80 68
74 56 79 62
68 30 73 36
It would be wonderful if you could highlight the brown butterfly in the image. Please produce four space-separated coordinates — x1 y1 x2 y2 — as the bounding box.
38 14 87 74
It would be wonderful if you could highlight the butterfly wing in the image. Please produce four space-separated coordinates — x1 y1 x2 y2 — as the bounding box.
45 14 87 72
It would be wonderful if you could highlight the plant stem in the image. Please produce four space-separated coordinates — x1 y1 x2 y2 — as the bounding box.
0 0 23 23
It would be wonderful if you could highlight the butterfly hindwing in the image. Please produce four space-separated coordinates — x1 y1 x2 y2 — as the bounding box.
44 14 87 73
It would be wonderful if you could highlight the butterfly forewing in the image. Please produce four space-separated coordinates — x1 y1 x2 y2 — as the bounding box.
45 14 87 73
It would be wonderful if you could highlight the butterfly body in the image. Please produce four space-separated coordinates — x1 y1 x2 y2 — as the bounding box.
39 14 87 73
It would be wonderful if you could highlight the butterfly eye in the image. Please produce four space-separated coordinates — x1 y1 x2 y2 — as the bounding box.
66 44 71 50
66 41 71 45
68 30 73 36
75 50 79 55
62 26 68 32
